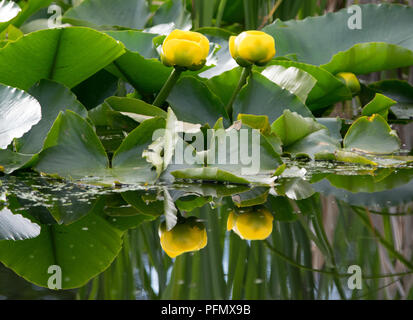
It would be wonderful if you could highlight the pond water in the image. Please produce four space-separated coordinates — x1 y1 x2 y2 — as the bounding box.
1 161 413 300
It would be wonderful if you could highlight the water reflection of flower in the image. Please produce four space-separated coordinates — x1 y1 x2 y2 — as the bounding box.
159 216 207 258
227 207 274 240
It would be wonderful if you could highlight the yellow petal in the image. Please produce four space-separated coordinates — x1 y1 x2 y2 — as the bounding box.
164 29 210 61
198 229 208 250
236 31 275 64
235 209 274 240
227 211 236 231
336 72 360 94
229 36 237 59
160 223 207 257
162 38 204 67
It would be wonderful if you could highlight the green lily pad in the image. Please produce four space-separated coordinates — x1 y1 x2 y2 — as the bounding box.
112 117 166 184
343 114 400 154
272 110 325 146
104 96 167 119
263 4 413 74
233 72 313 123
171 167 251 185
175 195 211 212
72 69 120 110
104 30 171 94
272 111 341 159
205 67 242 107
0 27 125 90
0 207 124 289
261 64 317 103
121 190 163 216
150 0 192 31
170 123 283 185
275 178 315 201
287 130 341 159
167 76 230 127
0 150 33 174
333 150 378 166
34 110 109 180
313 168 413 207
63 0 150 29
368 80 413 119
197 27 237 79
237 114 282 154
317 117 343 141
265 60 352 111
361 93 396 118
265 196 297 222
231 187 269 207
15 80 88 155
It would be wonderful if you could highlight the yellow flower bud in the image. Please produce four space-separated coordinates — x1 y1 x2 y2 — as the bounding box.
161 29 210 70
227 208 273 240
229 30 276 66
159 217 207 258
336 72 361 95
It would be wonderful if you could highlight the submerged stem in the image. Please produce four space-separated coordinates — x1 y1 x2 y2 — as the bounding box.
226 66 252 120
153 67 183 107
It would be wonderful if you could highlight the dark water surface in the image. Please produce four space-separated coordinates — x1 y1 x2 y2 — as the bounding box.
1 161 413 300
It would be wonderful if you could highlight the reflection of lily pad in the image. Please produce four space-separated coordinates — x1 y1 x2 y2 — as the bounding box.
0 209 124 289
0 207 40 241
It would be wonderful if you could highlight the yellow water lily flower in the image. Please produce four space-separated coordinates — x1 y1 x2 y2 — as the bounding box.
336 72 361 95
229 30 276 66
159 217 207 258
161 29 210 70
227 207 274 240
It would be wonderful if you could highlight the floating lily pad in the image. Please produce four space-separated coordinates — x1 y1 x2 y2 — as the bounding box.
343 114 400 154
0 208 124 289
0 150 33 174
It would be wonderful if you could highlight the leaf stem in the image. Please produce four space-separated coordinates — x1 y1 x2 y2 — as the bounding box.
226 66 251 120
153 67 183 107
